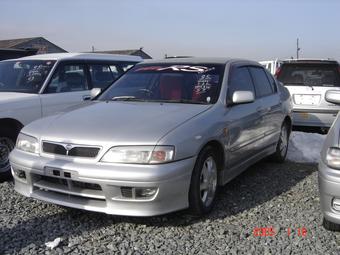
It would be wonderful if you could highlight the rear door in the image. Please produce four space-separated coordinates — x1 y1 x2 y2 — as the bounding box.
40 62 91 117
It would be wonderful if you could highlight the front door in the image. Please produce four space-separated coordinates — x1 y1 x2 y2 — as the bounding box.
225 65 263 169
40 63 91 117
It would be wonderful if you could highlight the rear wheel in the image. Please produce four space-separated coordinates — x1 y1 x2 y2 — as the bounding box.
270 122 290 163
0 136 15 180
323 217 340 232
189 146 218 216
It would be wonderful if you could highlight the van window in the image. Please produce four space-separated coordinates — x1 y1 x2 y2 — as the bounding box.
89 64 116 89
46 64 88 93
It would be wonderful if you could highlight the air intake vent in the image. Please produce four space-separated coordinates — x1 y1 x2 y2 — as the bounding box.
121 187 133 198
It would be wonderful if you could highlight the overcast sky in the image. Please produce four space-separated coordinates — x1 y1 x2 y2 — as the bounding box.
1 0 339 61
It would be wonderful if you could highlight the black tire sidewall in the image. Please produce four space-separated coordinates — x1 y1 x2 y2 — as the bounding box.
0 129 16 178
189 146 218 216
273 123 289 163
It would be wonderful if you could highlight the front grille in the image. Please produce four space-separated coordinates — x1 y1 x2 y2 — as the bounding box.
42 142 100 158
121 187 133 198
43 143 66 155
32 174 105 200
41 175 68 186
72 180 101 190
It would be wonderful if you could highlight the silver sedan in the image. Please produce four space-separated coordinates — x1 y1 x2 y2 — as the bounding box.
10 58 292 216
319 90 340 231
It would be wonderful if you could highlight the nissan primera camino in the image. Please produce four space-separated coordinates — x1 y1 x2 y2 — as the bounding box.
10 58 292 216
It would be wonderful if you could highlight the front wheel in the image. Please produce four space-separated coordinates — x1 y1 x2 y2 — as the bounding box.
0 136 15 181
323 217 340 232
270 122 290 163
189 146 218 216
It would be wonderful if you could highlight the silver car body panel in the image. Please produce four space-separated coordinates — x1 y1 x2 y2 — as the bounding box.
10 58 292 216
319 110 340 223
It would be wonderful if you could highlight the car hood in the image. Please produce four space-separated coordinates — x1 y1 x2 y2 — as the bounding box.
24 101 212 145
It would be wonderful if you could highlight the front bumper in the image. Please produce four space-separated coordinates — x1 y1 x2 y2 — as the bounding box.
10 149 196 216
318 160 340 224
292 109 338 127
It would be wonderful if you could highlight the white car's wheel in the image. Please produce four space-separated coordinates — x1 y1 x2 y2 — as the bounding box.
0 136 15 180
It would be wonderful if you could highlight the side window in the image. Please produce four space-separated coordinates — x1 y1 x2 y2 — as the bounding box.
46 64 88 93
120 62 135 72
228 66 255 101
89 64 116 90
264 69 278 93
248 67 273 98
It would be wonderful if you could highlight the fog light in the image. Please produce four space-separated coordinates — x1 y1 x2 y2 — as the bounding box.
135 187 157 198
333 198 340 211
14 169 26 179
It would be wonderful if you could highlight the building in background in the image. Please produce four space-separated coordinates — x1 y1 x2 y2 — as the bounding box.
0 48 38 61
0 37 67 55
91 47 152 59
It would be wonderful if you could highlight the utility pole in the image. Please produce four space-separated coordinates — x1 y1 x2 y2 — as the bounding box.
92 46 95 52
296 38 301 59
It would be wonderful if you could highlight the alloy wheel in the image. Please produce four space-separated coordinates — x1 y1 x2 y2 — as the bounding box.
199 156 217 207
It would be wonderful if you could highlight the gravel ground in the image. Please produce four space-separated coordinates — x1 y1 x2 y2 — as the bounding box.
1 161 340 254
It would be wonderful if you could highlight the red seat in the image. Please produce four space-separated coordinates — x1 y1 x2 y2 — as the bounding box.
159 75 183 100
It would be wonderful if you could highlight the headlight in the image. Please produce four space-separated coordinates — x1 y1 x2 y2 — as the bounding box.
100 146 175 164
326 147 340 169
16 133 39 154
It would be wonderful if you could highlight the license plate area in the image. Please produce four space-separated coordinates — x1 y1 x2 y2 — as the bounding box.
293 94 321 105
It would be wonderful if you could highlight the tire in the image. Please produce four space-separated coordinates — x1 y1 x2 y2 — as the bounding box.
270 122 290 163
323 217 340 232
189 146 218 216
0 135 15 181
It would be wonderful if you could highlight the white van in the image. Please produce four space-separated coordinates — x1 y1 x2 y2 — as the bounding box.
259 59 283 75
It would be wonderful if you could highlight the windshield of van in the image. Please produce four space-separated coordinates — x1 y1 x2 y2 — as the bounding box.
277 63 340 87
0 60 55 93
98 64 224 104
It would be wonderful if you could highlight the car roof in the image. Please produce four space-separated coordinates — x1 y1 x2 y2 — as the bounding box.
5 52 143 62
140 57 259 65
282 58 338 64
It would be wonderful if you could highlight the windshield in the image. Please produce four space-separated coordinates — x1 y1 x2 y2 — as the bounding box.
0 60 55 93
277 63 340 87
98 64 224 104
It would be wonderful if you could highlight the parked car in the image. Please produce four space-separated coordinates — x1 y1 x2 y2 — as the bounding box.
259 59 283 75
10 58 292 216
319 90 340 231
0 53 142 179
276 59 340 128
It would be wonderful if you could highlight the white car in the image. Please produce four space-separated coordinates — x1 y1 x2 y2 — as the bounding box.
259 59 283 75
0 53 142 179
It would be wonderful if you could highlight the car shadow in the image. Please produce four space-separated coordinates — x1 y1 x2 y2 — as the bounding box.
0 160 316 253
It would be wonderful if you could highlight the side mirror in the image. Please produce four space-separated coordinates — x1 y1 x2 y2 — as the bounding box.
325 90 340 105
90 88 102 99
231 91 255 105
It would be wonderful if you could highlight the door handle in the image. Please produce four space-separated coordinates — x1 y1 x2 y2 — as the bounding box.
82 95 91 101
